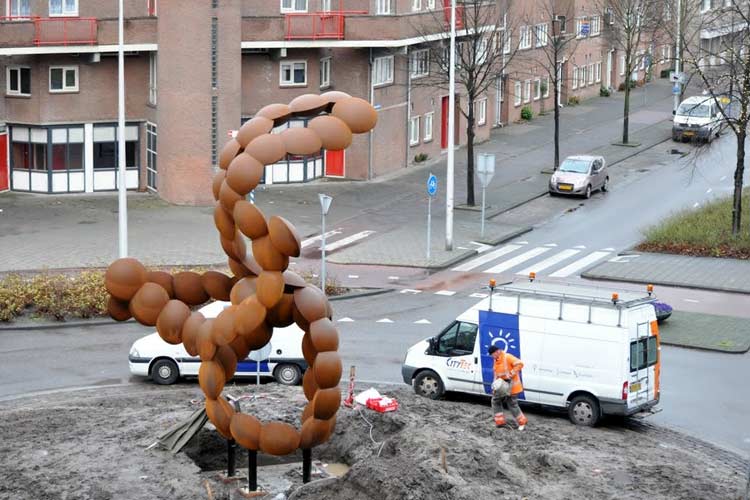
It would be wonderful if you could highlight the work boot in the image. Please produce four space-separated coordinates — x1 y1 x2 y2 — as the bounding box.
516 413 528 431
494 413 506 427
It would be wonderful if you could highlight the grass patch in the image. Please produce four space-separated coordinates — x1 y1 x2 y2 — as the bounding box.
638 189 750 259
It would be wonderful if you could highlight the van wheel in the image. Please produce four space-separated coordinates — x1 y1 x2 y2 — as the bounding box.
151 359 179 385
273 364 302 386
414 370 445 400
568 394 600 426
584 185 592 199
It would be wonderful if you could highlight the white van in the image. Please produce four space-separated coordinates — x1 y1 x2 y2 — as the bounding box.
128 301 307 386
402 281 661 426
672 95 722 142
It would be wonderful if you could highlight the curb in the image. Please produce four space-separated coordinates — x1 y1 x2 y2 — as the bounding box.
580 272 750 295
329 288 393 301
473 226 533 246
658 339 749 355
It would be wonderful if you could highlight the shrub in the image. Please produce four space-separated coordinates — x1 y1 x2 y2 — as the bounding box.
617 79 637 91
0 274 31 322
414 153 428 163
600 86 611 97
520 106 533 120
567 96 580 106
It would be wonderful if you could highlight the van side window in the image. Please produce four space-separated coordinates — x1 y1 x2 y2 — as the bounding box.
437 322 477 355
630 337 658 371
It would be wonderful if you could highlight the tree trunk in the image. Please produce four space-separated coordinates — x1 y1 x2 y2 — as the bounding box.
466 102 476 207
554 79 560 169
623 78 631 144
732 128 745 236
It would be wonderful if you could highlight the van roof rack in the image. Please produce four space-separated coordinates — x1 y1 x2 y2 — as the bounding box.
495 281 656 309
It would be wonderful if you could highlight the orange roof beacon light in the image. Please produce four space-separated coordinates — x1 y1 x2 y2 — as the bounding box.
529 272 536 282
611 293 619 305
488 278 496 312
647 284 654 297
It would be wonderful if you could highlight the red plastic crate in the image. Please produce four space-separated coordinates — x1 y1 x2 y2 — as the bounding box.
366 397 399 413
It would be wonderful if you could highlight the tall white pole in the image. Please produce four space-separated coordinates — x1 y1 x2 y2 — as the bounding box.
445 0 456 251
673 0 682 114
117 0 128 258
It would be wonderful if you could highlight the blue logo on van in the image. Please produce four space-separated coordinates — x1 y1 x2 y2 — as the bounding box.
478 310 524 399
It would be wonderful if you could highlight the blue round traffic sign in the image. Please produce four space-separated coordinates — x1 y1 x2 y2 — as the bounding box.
427 174 438 197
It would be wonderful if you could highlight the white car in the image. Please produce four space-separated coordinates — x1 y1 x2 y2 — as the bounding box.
128 301 307 386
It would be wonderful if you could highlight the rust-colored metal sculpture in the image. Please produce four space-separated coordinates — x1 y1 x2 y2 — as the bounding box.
104 93 377 457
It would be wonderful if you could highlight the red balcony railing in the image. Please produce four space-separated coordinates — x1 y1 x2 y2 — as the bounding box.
33 17 97 46
285 10 366 40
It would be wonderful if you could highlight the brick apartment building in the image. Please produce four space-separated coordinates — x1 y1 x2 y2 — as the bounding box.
0 0 673 205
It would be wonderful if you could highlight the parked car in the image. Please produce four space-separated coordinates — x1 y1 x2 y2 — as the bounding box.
653 301 673 323
672 95 722 143
128 300 307 385
549 155 609 199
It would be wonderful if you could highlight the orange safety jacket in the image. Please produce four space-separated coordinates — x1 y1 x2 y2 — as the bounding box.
493 352 524 395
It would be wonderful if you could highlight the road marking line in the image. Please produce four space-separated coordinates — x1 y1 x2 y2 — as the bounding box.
720 175 727 181
516 241 529 245
469 241 493 253
451 244 522 272
516 249 581 275
549 251 612 278
683 299 700 303
543 243 558 247
301 229 343 248
338 317 355 322
457 246 468 250
706 188 713 194
388 276 400 280
608 255 640 263
414 319 432 324
602 247 615 251
376 318 394 323
573 245 586 249
325 230 377 252
348 275 359 279
693 202 700 208
484 247 552 274
399 289 422 294
470 293 488 298
435 290 457 296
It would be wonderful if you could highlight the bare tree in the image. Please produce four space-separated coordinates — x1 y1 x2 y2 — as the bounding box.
411 0 517 206
598 0 666 144
521 0 580 169
681 1 750 236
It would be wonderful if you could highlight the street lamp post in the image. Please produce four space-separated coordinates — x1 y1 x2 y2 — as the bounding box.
445 0 456 251
674 0 682 114
117 0 128 258
318 194 333 295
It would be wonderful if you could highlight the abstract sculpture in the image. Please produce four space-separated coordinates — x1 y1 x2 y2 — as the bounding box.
104 92 377 457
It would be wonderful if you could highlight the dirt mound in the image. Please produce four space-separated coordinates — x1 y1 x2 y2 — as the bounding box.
0 384 746 500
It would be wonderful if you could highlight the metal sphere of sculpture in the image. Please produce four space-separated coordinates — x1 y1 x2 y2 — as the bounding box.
104 92 377 457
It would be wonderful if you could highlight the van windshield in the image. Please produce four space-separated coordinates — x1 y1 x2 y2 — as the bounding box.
558 159 591 174
677 103 711 118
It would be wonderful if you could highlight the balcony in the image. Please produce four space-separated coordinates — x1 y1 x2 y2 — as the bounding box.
0 16 97 47
284 11 366 40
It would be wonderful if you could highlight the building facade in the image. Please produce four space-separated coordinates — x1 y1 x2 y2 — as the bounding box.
0 0 673 205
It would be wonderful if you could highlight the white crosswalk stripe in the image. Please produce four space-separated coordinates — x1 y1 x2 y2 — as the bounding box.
301 229 343 248
451 244 522 272
548 251 612 278
324 230 377 252
516 249 581 276
484 247 552 274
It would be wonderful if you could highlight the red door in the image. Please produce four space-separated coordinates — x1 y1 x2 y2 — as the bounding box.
0 133 8 191
441 95 460 149
325 149 345 177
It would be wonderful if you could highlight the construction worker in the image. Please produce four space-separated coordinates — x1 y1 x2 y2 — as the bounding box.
489 345 528 430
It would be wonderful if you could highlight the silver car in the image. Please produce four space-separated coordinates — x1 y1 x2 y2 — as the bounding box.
548 155 609 199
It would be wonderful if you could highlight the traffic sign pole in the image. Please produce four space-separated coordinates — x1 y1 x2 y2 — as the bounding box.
426 173 438 260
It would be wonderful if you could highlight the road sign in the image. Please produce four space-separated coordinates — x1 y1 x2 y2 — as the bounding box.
670 71 687 84
672 84 681 95
476 153 495 188
427 173 438 197
580 21 590 36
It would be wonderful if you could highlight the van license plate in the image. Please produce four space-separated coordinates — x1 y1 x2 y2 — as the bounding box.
630 382 642 393
558 184 573 191
683 131 694 137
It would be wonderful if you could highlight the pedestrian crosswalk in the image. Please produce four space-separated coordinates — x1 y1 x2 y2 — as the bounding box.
451 243 614 278
301 228 376 253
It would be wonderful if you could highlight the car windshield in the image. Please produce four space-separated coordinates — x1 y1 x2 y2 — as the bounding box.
677 103 710 117
558 159 591 173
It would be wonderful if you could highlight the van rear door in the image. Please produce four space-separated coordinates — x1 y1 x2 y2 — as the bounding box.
628 321 658 408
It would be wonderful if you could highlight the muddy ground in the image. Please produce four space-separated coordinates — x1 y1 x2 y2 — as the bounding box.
0 383 747 500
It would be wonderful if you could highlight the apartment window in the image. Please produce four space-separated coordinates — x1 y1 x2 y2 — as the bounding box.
700 0 710 12
148 53 157 105
591 15 601 36
49 66 78 93
409 115 420 146
620 54 626 76
6 66 31 96
211 17 218 89
411 49 429 78
280 61 307 86
49 0 77 16
524 79 531 103
519 26 531 49
373 55 394 86
147 0 157 16
320 0 331 10
8 0 31 17
535 23 548 47
320 57 331 88
595 62 602 83
572 67 579 89
575 17 587 38
514 81 522 106
533 78 541 100
476 38 488 65
498 28 511 55
146 123 157 191
424 112 433 142
411 0 421 11
581 66 587 87
543 76 550 98
93 125 139 170
427 0 435 8
376 0 391 15
476 99 487 126
280 0 307 12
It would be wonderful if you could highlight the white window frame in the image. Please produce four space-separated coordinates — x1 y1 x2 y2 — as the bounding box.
572 67 579 89
320 56 331 89
533 78 541 100
700 0 710 13
498 28 511 55
280 0 307 13
376 0 391 15
409 115 420 146
49 65 78 93
8 0 31 18
591 15 601 36
373 55 394 86
523 79 531 103
6 65 31 96
423 111 433 142
279 60 307 87
411 0 421 11
513 81 522 106
543 76 550 98
148 53 157 105
588 63 595 85
147 0 157 16
410 49 429 78
476 98 487 126
146 122 157 192
48 0 78 16
620 54 626 76
476 37 488 65
519 25 531 50
427 0 435 8
535 23 548 47
575 17 587 38
595 62 602 83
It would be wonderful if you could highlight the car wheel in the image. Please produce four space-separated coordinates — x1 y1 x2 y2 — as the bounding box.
151 358 179 385
273 363 302 385
413 370 445 400
568 394 601 427
602 177 610 192
584 185 592 199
